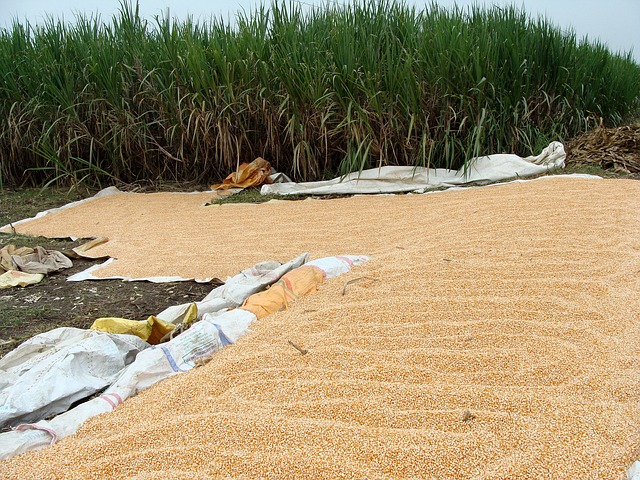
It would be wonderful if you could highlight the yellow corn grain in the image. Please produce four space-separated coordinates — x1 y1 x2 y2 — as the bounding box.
0 177 639 479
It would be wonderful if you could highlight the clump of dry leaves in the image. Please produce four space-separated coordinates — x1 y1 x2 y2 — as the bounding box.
567 124 640 174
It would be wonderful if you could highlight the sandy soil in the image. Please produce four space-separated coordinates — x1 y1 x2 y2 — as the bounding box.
1 176 639 479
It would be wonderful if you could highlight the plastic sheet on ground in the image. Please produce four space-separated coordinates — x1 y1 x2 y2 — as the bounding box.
0 245 23 272
261 142 566 195
0 328 148 430
9 246 72 275
0 327 88 372
0 245 72 288
0 270 44 288
629 461 640 480
65 257 219 283
0 245 72 275
0 253 366 460
71 237 109 257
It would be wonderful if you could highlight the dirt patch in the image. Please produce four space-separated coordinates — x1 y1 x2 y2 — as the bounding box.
0 256 216 356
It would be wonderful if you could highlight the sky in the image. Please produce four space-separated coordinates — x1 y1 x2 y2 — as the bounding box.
1 0 638 62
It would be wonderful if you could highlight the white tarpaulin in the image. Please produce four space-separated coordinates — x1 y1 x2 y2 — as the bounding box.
0 254 367 460
66 257 217 283
0 328 147 429
261 142 565 196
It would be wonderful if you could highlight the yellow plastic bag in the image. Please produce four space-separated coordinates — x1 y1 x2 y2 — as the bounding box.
91 310 189 345
0 270 44 288
240 266 325 319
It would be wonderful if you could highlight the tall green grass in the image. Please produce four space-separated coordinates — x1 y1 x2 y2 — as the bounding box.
0 1 638 187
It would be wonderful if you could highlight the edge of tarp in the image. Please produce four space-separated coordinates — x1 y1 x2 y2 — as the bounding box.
256 173 603 204
67 258 216 283
0 186 123 233
259 142 571 196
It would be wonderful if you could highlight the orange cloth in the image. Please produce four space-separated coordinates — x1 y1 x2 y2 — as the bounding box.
240 266 325 319
211 158 272 190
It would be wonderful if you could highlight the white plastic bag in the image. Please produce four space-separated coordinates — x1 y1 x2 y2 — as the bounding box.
0 309 257 460
0 329 147 429
156 253 308 323
306 255 370 278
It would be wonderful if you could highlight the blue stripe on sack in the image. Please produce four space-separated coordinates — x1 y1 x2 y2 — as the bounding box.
215 324 233 346
160 345 188 372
